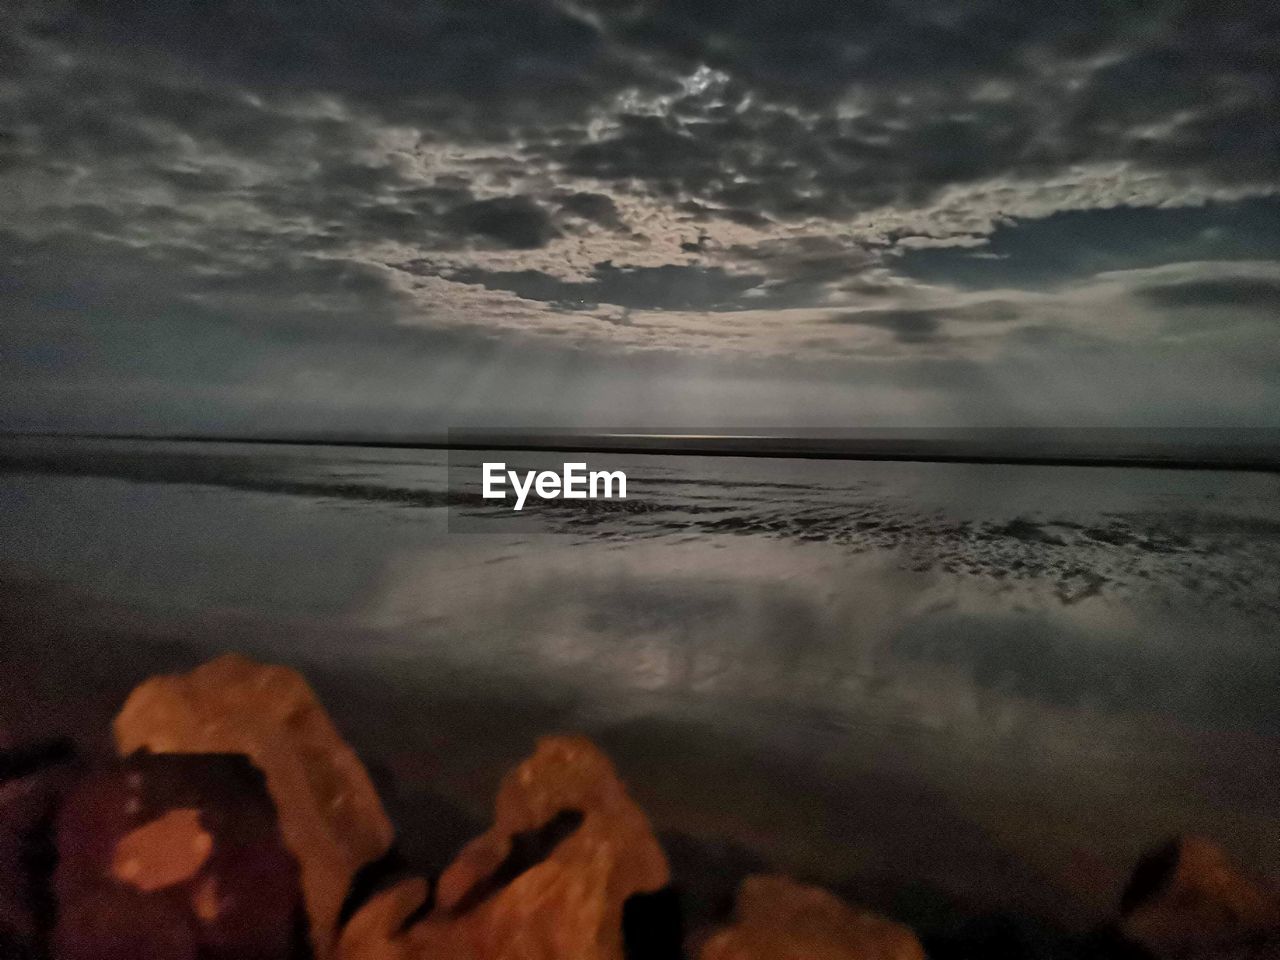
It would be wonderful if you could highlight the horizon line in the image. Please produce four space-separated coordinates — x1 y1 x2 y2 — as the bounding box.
3 429 1279 474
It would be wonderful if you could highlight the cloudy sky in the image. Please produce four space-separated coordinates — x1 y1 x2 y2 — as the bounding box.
2 0 1278 432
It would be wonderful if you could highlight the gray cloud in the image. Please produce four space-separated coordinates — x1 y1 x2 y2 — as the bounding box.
829 301 1020 344
7 0 1278 223
10 0 643 133
831 309 946 344
1139 276 1280 310
442 196 559 249
516 0 1279 220
2 0 1280 429
410 261 768 312
557 192 627 230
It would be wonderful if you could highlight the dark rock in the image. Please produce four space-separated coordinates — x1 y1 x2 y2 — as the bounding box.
0 738 76 783
623 886 685 960
53 752 306 960
338 846 412 927
1119 836 1280 959
0 738 79 958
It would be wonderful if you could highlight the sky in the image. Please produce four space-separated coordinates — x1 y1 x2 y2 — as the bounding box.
2 0 1278 432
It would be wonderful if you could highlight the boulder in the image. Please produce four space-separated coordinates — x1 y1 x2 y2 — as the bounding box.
1 777 52 958
1120 836 1280 959
339 735 670 960
52 752 304 960
336 879 428 960
699 874 925 960
0 738 77 959
113 654 394 959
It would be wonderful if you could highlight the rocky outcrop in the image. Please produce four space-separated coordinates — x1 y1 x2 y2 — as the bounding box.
1120 835 1280 959
340 735 670 960
10 655 1280 960
0 738 76 960
336 879 427 960
1 777 52 958
699 874 925 960
113 654 394 959
53 752 304 960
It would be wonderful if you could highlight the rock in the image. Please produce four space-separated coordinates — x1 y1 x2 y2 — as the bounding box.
342 735 669 960
1120 836 1280 959
336 879 428 960
52 751 305 960
114 654 394 959
699 874 925 960
111 808 213 892
1 778 52 958
0 739 78 959
438 735 668 905
433 734 669 959
623 886 685 960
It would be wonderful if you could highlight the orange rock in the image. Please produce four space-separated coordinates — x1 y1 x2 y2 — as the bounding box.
700 874 925 960
114 654 394 959
1120 836 1280 959
111 809 213 893
336 879 428 960
391 735 670 960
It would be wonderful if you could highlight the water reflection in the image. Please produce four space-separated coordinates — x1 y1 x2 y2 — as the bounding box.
1 441 1279 921
365 532 1280 732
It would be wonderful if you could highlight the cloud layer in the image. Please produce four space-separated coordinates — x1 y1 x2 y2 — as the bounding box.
2 0 1278 428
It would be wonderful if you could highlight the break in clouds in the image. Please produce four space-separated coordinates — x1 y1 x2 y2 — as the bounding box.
1 0 1279 430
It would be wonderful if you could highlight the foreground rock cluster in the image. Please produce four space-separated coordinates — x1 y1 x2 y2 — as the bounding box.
2 654 1278 959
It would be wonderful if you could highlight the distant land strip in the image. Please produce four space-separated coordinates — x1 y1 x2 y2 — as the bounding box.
4 431 1280 474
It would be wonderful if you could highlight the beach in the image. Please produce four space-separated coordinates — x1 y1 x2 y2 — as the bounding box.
2 438 1279 940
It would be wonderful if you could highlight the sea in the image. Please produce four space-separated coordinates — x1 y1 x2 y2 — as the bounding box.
1 434 1278 932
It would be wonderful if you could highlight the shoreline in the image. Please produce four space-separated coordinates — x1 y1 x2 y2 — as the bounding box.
8 430 1280 475
1 568 1255 948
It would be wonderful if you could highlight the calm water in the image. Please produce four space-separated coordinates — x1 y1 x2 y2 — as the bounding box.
2 437 1279 925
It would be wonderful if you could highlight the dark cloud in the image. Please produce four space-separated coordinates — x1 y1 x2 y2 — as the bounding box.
316 161 409 193
557 192 626 230
442 196 559 249
13 0 643 132
1060 3 1280 183
3 0 1280 428
245 171 478 249
522 86 1032 221
558 112 722 189
1139 276 1280 310
675 200 770 227
0 227 406 353
591 0 1122 100
0 48 355 171
149 165 238 194
412 261 767 312
729 235 878 288
521 0 1278 217
831 308 945 343
8 0 1276 226
829 301 1019 344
